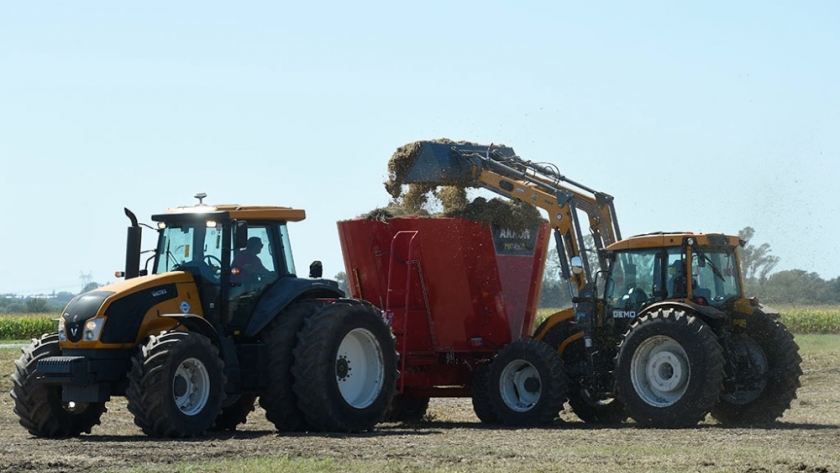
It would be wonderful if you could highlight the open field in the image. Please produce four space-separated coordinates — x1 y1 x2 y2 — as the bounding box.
1 335 839 473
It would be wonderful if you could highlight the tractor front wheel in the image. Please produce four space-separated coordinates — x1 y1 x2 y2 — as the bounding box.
126 331 226 437
10 333 107 437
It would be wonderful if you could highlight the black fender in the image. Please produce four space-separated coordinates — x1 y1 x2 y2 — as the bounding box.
244 277 344 338
638 300 727 325
159 313 220 346
160 313 241 393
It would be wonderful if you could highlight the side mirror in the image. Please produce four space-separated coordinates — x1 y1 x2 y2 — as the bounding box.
234 221 249 249
570 256 584 275
309 260 323 279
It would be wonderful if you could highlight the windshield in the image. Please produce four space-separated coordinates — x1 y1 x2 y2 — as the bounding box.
605 247 690 309
606 249 661 305
691 246 742 303
154 222 224 280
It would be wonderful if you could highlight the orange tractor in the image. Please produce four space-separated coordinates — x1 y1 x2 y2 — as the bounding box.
12 197 397 437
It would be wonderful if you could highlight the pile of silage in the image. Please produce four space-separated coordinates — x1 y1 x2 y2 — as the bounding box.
362 139 545 232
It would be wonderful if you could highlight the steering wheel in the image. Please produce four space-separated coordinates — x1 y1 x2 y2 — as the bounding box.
204 255 223 276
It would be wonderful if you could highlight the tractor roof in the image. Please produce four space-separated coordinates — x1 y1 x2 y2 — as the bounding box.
152 204 306 223
606 232 741 251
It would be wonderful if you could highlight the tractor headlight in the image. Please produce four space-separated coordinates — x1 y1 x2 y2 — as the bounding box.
58 318 67 342
84 319 104 342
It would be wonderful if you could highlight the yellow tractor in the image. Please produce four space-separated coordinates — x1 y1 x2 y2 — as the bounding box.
534 231 802 427
11 195 397 437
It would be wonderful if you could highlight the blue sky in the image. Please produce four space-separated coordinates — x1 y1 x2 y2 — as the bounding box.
1 2 838 295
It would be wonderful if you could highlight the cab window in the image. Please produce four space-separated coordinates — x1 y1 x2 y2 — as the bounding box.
607 250 658 310
692 247 742 303
154 223 223 283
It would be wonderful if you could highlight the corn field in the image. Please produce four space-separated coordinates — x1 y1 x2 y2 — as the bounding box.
0 313 58 341
536 305 840 335
1 306 839 341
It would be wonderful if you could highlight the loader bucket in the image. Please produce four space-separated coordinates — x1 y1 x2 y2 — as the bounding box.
402 141 517 185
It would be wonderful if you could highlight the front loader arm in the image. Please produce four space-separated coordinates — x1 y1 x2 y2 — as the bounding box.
399 141 620 292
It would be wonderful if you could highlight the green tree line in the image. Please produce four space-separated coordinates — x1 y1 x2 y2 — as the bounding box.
0 283 101 314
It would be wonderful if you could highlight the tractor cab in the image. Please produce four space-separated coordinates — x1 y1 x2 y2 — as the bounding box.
593 232 746 337
148 203 307 329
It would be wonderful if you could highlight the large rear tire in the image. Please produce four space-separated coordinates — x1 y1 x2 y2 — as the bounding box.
712 312 802 424
292 302 397 432
10 333 107 437
489 338 566 426
260 301 324 432
615 309 723 428
471 360 500 424
126 331 226 437
538 318 627 424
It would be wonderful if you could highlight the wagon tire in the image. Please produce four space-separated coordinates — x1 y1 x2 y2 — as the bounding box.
489 338 566 426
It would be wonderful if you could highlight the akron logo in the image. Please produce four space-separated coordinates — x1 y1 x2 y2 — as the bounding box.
498 228 531 240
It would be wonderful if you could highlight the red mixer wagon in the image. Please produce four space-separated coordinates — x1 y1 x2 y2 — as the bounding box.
337 216 558 423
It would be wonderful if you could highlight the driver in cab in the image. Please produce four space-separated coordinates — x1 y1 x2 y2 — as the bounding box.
231 236 271 284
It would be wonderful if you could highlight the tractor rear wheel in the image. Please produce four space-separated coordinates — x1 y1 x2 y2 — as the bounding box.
126 331 226 437
10 333 107 437
615 309 723 428
537 318 627 424
292 302 397 432
471 360 500 424
489 338 566 426
384 395 430 423
711 312 802 424
260 301 324 432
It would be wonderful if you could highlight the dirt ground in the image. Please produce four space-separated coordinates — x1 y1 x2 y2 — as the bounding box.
1 343 839 473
